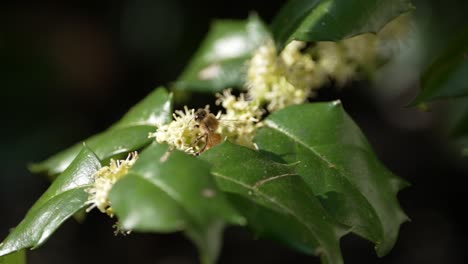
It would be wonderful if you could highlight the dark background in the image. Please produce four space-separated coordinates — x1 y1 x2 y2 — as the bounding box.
1 0 467 263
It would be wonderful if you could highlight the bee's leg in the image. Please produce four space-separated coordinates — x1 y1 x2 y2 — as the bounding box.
193 134 205 146
194 133 208 156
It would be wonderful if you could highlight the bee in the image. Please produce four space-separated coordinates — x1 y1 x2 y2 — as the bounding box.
193 108 222 155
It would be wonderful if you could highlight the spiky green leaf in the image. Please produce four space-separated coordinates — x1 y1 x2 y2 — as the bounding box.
255 102 408 256
30 87 172 176
0 147 100 256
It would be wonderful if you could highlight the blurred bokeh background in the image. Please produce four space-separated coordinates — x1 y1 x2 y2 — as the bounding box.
1 0 467 263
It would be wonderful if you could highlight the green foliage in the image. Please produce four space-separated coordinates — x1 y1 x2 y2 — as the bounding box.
0 147 101 256
271 0 414 49
175 14 270 92
1 1 413 263
201 142 346 264
110 143 244 264
411 27 468 154
0 250 26 264
411 27 468 104
30 87 172 176
255 102 409 256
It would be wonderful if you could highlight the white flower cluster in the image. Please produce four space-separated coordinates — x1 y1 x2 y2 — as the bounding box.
312 34 379 86
152 32 385 155
149 106 205 155
152 90 265 154
247 35 381 110
85 152 139 217
216 89 264 148
247 40 324 112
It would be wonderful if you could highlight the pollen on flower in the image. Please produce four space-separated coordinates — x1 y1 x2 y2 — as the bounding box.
149 106 203 155
216 89 263 148
246 39 325 112
85 151 138 217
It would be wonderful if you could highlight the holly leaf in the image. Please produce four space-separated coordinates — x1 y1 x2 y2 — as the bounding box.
411 27 468 104
30 87 172 176
110 143 244 264
201 142 347 264
175 14 270 93
0 147 101 256
271 0 414 49
0 250 26 264
255 102 408 257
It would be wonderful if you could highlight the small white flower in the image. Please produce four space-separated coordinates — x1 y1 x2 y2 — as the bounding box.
216 89 263 148
150 91 266 152
247 35 381 109
246 39 325 112
280 40 326 91
313 34 379 86
85 152 139 217
149 106 203 155
314 41 356 86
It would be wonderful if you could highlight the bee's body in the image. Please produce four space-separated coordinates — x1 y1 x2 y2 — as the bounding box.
194 108 222 155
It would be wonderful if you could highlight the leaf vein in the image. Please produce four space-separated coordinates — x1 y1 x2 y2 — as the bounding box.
34 186 90 244
264 120 337 169
212 171 329 251
133 174 182 207
253 173 297 189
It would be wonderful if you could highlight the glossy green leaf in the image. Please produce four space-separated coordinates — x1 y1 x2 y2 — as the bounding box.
0 147 101 256
411 28 468 104
175 14 270 92
271 0 414 49
255 102 408 256
110 143 244 264
111 87 173 129
0 250 26 264
201 142 346 264
30 87 172 176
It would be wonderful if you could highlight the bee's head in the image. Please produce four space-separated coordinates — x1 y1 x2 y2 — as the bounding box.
194 108 207 122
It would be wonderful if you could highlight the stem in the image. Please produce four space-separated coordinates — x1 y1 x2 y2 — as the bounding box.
185 221 225 264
